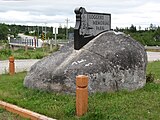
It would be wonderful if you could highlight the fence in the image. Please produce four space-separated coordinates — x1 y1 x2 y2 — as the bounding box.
9 37 69 48
9 37 42 48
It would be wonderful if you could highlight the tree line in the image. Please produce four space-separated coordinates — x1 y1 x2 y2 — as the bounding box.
0 23 74 40
0 23 160 46
114 24 160 46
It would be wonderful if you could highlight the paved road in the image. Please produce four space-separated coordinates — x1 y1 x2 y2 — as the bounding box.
0 59 39 74
0 52 160 74
0 46 3 50
147 52 160 61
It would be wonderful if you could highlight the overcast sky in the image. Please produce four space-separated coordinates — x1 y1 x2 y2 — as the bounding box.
0 0 160 29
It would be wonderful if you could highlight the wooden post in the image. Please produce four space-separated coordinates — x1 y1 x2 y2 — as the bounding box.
76 75 88 117
9 56 15 75
25 44 28 52
34 37 36 49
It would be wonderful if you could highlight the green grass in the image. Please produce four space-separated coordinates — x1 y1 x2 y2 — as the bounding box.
0 61 160 120
147 61 160 80
0 72 75 120
0 108 28 120
0 46 59 60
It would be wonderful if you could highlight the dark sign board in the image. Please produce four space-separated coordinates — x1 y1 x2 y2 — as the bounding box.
74 7 111 50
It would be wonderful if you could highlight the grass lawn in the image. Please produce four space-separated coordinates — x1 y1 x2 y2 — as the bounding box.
0 108 27 120
0 46 59 60
147 61 160 80
0 61 160 120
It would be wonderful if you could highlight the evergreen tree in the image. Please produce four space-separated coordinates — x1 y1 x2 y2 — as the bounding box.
129 24 136 32
0 23 9 40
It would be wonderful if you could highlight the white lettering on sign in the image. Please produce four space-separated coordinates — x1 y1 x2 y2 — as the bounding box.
80 13 111 36
93 21 108 25
88 14 104 20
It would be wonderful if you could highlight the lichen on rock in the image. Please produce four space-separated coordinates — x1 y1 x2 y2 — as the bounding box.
24 31 147 94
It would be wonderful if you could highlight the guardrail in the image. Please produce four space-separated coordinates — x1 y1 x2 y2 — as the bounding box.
9 38 69 48
9 38 42 48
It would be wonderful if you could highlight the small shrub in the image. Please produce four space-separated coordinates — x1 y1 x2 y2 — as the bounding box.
0 49 12 56
53 45 59 51
24 51 31 57
83 109 105 120
49 45 59 53
34 52 44 59
146 72 155 83
13 51 31 59
64 101 75 117
14 48 25 53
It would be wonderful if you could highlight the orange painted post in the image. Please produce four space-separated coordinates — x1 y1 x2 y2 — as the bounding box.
0 100 56 120
9 56 15 75
76 75 88 117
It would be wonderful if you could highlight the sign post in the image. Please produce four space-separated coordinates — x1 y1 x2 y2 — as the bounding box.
74 7 111 50
53 27 58 47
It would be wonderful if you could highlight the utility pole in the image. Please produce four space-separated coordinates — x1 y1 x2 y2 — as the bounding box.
42 24 44 52
55 27 57 47
45 23 47 40
42 25 43 33
65 18 69 40
28 26 29 32
37 26 39 39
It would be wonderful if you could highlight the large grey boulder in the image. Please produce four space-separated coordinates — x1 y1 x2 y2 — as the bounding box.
24 31 147 94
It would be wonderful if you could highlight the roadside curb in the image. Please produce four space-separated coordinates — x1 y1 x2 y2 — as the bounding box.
0 100 56 120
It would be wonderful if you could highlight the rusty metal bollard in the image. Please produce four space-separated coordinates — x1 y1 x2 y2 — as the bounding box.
9 56 15 75
76 75 88 117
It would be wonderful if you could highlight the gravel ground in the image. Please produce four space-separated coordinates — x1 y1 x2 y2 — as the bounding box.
0 52 160 74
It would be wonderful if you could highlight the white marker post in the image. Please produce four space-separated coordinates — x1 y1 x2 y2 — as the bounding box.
55 27 57 47
53 27 58 47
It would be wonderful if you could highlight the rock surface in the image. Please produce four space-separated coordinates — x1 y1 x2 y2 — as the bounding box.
24 31 147 94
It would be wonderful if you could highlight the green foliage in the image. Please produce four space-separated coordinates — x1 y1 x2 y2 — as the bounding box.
147 61 160 80
0 45 59 60
0 49 12 60
128 31 160 46
0 72 75 119
129 24 137 32
1 22 160 46
0 23 75 42
1 72 160 120
24 30 29 35
153 27 160 41
12 48 48 59
0 23 9 40
146 72 155 83
49 45 60 53
34 52 44 59
0 108 28 120
0 49 11 56
116 24 160 46
57 33 66 39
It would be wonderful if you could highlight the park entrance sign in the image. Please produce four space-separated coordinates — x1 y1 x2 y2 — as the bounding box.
74 7 111 50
